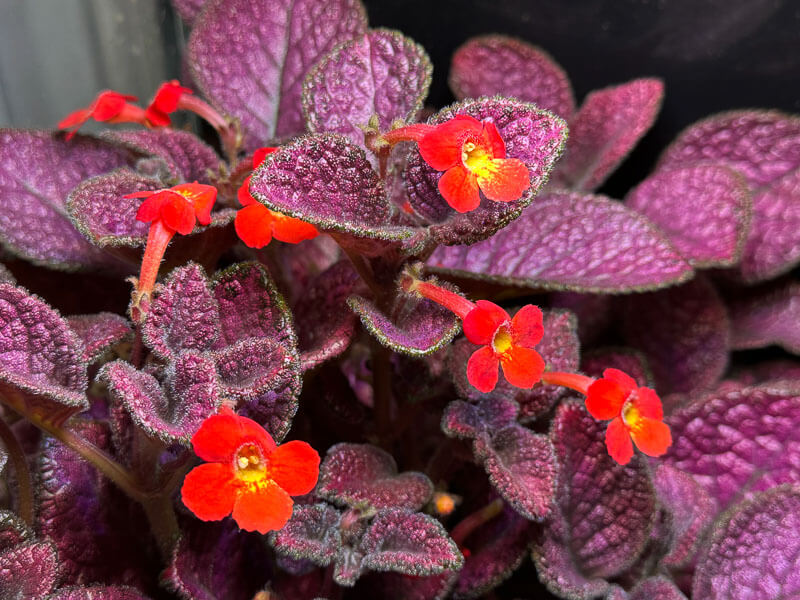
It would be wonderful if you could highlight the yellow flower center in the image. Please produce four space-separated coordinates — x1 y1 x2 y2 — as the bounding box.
461 140 493 176
492 325 513 355
234 443 268 487
621 392 642 431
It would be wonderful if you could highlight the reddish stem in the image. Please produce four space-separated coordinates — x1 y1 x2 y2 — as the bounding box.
407 279 476 320
450 498 503 547
177 95 240 161
540 371 596 396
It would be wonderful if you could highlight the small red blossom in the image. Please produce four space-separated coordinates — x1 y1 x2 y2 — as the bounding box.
234 147 318 248
463 300 545 393
58 90 146 139
585 368 672 465
418 115 530 213
145 80 194 127
127 182 217 235
181 407 320 533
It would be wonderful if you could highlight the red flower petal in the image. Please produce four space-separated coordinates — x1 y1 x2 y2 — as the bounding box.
191 407 276 464
135 193 167 224
231 481 293 534
144 108 171 127
605 417 634 465
253 147 278 167
270 212 319 244
439 165 482 212
58 108 91 131
235 204 274 249
172 182 217 225
481 121 506 159
150 80 192 114
603 368 638 392
237 175 257 207
159 193 196 235
500 346 545 389
633 387 663 420
585 379 627 420
92 91 135 121
476 158 530 202
268 440 320 496
510 304 544 347
181 463 238 521
419 115 483 171
463 300 510 346
467 345 500 393
631 418 672 457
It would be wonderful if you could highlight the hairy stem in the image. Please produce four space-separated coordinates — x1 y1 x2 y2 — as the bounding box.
450 497 504 547
0 416 34 526
336 239 384 301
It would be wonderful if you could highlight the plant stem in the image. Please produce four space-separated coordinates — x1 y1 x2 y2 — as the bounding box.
540 371 595 396
450 498 504 547
371 340 393 449
140 492 180 561
336 240 384 301
406 279 476 319
0 416 33 526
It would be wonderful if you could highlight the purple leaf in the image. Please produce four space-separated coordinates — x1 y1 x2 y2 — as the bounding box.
626 165 751 267
621 276 729 395
318 443 433 511
142 263 220 360
663 382 800 508
610 577 688 600
270 503 342 566
0 510 31 552
729 281 800 354
295 261 360 370
105 129 220 183
473 425 557 521
347 294 460 357
0 130 134 269
0 283 88 425
429 191 693 292
67 313 131 364
46 586 153 600
544 401 656 579
449 309 579 421
357 571 456 600
652 464 717 569
163 520 270 600
550 291 613 346
693 485 800 600
188 0 367 150
555 78 664 191
441 397 519 440
0 264 14 284
250 134 415 242
449 35 575 119
171 0 206 25
406 97 567 246
581 348 652 387
0 540 59 598
99 353 221 445
303 29 432 150
452 504 533 599
360 509 463 576
212 337 299 401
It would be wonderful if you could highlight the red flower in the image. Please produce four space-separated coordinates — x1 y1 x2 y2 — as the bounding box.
127 182 217 235
181 407 320 533
585 368 672 465
463 301 545 393
418 115 530 213
145 80 194 127
234 147 318 248
58 90 146 139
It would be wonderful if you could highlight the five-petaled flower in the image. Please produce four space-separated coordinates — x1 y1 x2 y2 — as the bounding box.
145 80 194 127
181 407 320 533
463 301 545 393
585 368 672 465
418 114 530 213
58 90 146 139
234 147 318 248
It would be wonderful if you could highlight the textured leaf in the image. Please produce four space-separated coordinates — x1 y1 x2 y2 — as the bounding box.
452 504 533 599
608 577 688 600
621 276 729 395
171 0 206 25
406 97 567 245
212 337 298 401
348 294 460 357
449 35 575 119
142 263 220 360
694 485 800 600
318 443 433 511
295 261 360 370
270 503 342 566
0 540 59 598
46 586 153 600
429 191 692 292
0 264 14 284
449 308 580 421
100 354 221 445
360 509 463 576
188 0 368 150
250 133 414 241
550 291 613 346
729 281 800 354
357 571 456 600
664 382 800 508
163 520 270 600
652 464 717 569
656 111 800 282
441 396 519 440
626 165 751 267
0 283 88 425
581 348 652 387
67 313 131 364
0 130 137 269
304 29 432 151
0 510 32 552
555 79 664 191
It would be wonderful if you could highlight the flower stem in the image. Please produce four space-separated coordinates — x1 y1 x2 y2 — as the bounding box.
402 276 476 320
450 498 504 547
0 416 33 526
540 371 595 396
177 95 240 162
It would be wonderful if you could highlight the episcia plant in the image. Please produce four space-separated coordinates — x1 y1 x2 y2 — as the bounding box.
0 1 798 599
